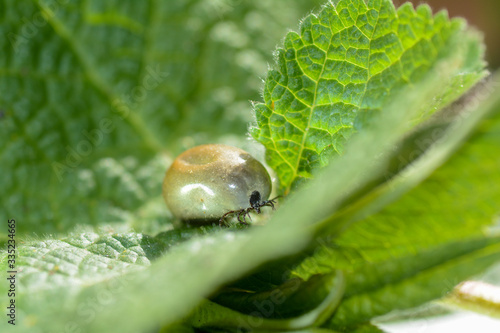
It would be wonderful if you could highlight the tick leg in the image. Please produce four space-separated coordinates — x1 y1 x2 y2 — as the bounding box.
219 210 235 226
260 199 276 210
237 210 245 223
238 210 249 225
219 216 227 226
246 208 253 221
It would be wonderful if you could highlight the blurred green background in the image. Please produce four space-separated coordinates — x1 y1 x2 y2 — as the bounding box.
400 0 500 69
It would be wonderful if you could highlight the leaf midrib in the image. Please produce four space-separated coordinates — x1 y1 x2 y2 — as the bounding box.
287 2 381 192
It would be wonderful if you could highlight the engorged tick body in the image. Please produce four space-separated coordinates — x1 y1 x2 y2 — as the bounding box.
162 144 275 225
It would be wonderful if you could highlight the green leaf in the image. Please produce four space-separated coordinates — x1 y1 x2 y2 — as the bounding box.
251 0 486 194
188 272 344 331
326 241 500 330
348 323 388 333
16 233 155 289
288 79 500 327
2 228 212 293
212 273 344 320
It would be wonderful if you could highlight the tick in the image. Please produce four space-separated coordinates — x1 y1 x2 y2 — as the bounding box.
162 144 275 225
218 190 278 226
